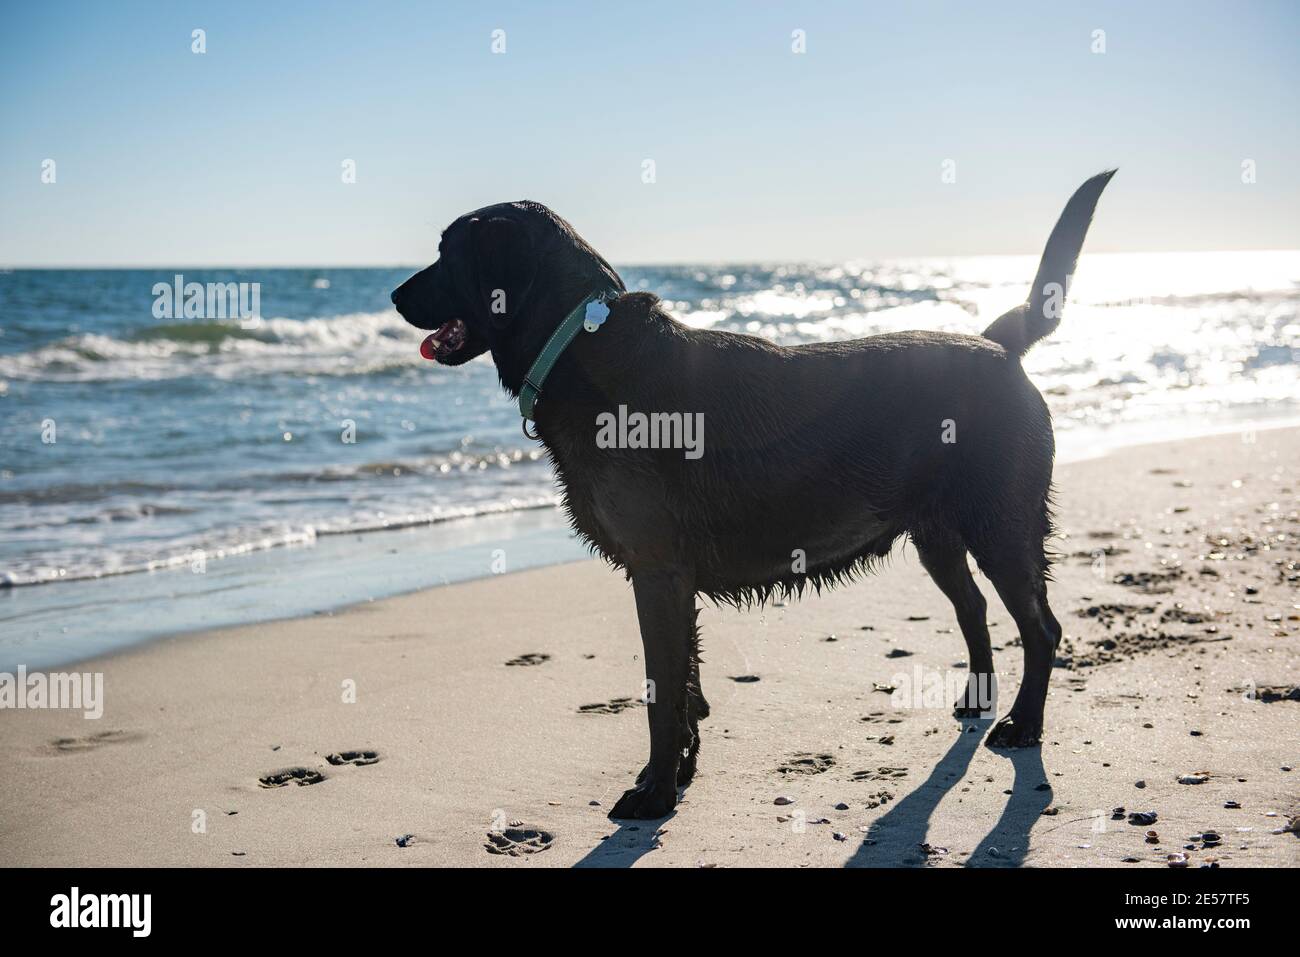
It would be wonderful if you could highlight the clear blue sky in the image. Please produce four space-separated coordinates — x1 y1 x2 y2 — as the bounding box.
1 0 1297 266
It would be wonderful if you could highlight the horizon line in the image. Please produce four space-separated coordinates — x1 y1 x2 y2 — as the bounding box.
3 247 1298 272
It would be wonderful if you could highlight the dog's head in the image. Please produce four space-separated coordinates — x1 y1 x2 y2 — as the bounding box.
391 201 623 386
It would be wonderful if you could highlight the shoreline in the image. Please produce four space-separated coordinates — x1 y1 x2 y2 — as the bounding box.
0 505 591 673
1 426 1296 867
5 417 1300 673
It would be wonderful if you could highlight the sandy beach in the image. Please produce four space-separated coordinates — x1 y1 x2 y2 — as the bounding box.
1 428 1296 868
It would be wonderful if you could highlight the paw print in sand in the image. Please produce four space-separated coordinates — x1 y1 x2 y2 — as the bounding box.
484 826 555 857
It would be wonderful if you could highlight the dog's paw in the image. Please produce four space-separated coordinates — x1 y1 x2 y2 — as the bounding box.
952 673 996 719
985 712 1043 748
953 697 995 720
609 777 677 820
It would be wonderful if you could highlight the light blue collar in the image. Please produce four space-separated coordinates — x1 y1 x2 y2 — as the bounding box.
519 288 618 423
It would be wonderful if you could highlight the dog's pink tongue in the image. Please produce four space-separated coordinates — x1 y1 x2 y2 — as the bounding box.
419 334 440 361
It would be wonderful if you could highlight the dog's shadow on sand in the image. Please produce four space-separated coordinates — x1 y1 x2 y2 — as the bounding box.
845 718 1052 868
573 813 675 868
573 724 1051 868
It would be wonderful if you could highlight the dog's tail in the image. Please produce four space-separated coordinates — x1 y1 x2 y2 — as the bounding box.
982 169 1116 358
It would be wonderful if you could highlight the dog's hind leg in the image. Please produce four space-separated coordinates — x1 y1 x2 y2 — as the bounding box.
979 554 1061 748
610 565 695 819
912 529 996 718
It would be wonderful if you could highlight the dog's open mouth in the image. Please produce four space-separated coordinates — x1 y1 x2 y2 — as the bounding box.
419 319 467 362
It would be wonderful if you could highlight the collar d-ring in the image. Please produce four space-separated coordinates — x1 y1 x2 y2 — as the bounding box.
522 418 541 441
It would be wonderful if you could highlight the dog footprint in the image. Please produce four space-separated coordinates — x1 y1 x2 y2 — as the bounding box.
852 767 909 782
45 729 144 754
505 653 551 667
484 826 554 857
577 697 642 715
776 752 835 775
326 749 380 766
259 768 326 788
1111 568 1184 593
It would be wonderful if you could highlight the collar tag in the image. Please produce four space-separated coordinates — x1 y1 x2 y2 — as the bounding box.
583 299 610 333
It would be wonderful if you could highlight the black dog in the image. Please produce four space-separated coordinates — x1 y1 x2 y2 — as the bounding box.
392 172 1114 819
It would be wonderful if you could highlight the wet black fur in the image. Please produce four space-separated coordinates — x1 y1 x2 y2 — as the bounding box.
392 171 1116 819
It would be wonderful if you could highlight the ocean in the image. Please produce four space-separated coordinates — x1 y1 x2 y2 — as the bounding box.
1 253 1297 668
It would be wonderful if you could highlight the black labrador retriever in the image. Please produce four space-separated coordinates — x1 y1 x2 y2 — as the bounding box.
391 171 1115 819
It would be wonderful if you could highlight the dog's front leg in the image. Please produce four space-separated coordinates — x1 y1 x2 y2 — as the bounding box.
608 565 694 820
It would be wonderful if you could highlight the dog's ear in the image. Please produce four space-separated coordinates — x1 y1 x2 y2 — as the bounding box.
473 216 538 327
